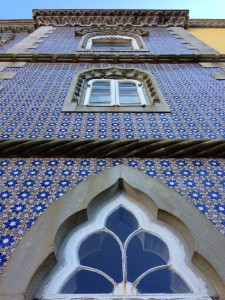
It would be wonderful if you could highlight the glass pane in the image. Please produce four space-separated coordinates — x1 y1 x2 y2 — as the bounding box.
119 95 140 104
89 94 111 103
60 270 114 294
119 82 136 88
93 81 110 87
119 88 138 95
127 232 169 282
92 87 111 94
78 231 122 282
92 38 133 50
92 45 133 50
137 269 191 294
106 207 139 243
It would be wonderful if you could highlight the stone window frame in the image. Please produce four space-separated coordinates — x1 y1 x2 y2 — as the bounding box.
86 35 139 51
76 31 149 52
62 67 171 112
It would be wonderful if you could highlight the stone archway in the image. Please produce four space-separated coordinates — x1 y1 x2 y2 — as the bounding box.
0 165 225 299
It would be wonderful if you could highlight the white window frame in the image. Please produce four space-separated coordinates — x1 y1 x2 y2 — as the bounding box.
84 79 146 107
36 193 214 300
86 35 139 50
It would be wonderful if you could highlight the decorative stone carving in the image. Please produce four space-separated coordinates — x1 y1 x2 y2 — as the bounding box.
0 33 15 48
0 20 34 33
32 9 189 28
72 67 161 104
0 138 225 158
74 26 150 37
76 29 149 52
62 66 170 112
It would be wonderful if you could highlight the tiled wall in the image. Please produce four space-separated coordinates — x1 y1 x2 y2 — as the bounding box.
0 158 224 272
24 27 198 55
0 32 28 53
0 63 224 139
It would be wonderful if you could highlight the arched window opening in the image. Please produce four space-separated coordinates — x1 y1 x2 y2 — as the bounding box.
75 28 149 52
84 79 146 107
62 67 171 112
36 193 213 299
86 35 139 51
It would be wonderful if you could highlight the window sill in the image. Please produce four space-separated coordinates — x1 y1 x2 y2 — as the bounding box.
76 49 149 52
40 294 212 300
62 104 171 113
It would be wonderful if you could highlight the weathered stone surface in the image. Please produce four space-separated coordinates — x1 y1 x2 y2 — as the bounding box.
0 72 16 79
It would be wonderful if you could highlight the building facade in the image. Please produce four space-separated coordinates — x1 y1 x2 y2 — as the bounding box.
0 9 225 300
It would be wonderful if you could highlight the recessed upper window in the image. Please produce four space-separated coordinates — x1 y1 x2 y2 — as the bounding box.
84 79 146 107
86 35 139 51
76 30 149 52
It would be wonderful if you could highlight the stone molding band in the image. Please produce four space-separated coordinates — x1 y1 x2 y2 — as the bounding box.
0 139 225 158
189 19 225 28
32 10 189 29
0 20 35 33
0 53 225 64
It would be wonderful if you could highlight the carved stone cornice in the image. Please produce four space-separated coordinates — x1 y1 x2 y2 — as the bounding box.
74 26 150 37
32 9 189 28
0 138 224 158
189 19 225 28
0 53 225 64
0 20 34 33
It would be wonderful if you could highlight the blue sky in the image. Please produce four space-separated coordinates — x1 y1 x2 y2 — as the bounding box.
1 0 225 19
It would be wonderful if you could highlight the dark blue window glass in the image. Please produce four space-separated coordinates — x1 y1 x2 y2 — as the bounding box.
61 270 114 294
137 269 191 294
127 231 169 282
60 207 193 295
78 231 122 282
106 207 138 243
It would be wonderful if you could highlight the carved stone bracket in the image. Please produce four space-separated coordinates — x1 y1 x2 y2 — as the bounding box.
32 9 189 28
0 33 15 48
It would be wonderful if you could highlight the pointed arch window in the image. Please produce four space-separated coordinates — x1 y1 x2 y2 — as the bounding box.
60 207 191 295
37 194 213 299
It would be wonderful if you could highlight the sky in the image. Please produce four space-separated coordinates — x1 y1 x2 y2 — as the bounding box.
0 0 225 20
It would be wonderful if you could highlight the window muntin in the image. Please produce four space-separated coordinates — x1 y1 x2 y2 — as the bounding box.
84 79 146 107
86 35 139 51
37 193 212 299
60 208 190 295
